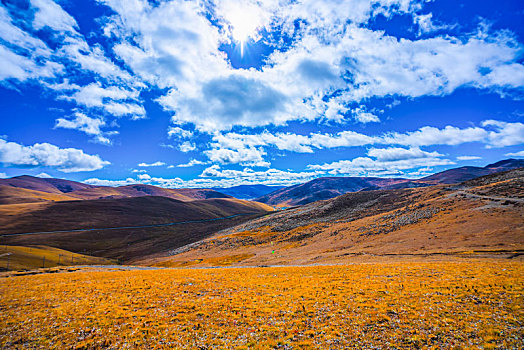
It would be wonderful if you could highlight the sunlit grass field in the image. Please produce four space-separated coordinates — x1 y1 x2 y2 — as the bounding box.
1 261 522 349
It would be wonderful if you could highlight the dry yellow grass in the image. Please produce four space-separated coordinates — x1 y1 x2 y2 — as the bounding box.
0 261 522 349
0 245 115 271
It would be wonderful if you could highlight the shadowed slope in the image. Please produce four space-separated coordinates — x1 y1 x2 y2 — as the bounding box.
0 196 272 262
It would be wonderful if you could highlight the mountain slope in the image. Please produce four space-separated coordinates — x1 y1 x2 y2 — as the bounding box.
0 176 233 202
257 158 524 206
256 177 416 206
148 168 524 267
0 175 94 194
0 185 79 204
420 158 524 184
0 196 272 262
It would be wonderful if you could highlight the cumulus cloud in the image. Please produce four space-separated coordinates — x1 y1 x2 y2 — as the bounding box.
167 127 193 139
0 139 110 172
308 156 454 177
179 141 196 153
204 145 270 167
206 120 524 165
482 120 524 148
55 112 116 144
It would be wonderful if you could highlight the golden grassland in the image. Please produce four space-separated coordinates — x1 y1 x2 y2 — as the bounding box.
0 261 522 349
0 245 115 271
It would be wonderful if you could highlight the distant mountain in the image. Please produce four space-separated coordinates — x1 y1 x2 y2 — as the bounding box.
256 177 418 206
257 158 524 206
69 184 232 201
421 158 524 184
0 176 232 203
0 175 94 194
211 185 285 200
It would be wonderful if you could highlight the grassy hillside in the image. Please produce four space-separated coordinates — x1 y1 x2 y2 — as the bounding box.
148 168 524 267
0 245 114 271
0 185 79 204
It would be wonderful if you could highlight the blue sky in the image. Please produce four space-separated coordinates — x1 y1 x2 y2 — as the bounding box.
0 0 523 188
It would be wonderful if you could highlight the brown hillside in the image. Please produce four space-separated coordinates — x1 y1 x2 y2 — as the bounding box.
148 168 524 267
0 175 94 194
0 185 79 204
0 196 272 262
68 184 232 201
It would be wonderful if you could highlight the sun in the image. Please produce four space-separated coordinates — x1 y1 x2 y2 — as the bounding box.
223 3 264 56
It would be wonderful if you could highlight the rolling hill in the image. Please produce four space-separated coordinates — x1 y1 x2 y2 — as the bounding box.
0 176 232 203
0 175 94 195
0 196 272 262
256 158 524 206
147 168 524 267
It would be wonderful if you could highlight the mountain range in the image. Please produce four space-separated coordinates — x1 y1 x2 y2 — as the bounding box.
0 158 522 266
255 158 524 206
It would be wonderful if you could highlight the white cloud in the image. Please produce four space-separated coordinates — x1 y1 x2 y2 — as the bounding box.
199 164 322 185
55 112 115 144
0 139 110 172
36 172 53 178
382 125 488 147
0 44 62 82
456 156 482 161
83 177 137 186
505 150 524 157
167 127 193 139
58 82 145 119
353 109 380 123
132 169 147 173
367 147 443 162
0 172 8 179
179 141 196 153
175 159 207 168
31 0 78 33
204 146 270 167
137 173 151 181
308 156 454 177
138 161 165 167
206 121 524 166
482 120 524 148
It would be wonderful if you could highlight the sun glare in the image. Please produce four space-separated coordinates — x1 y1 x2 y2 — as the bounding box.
223 3 263 56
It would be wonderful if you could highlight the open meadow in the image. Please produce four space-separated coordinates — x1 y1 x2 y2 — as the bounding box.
1 260 522 349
